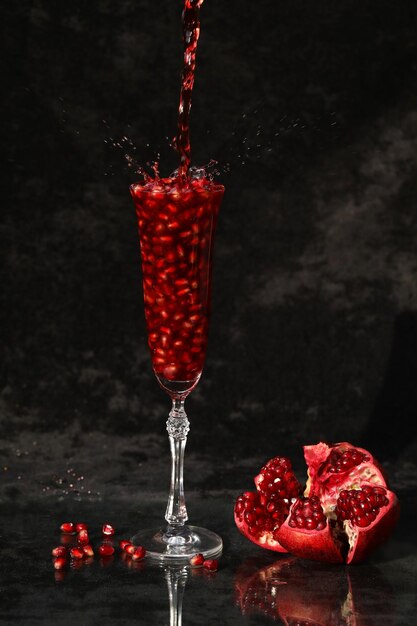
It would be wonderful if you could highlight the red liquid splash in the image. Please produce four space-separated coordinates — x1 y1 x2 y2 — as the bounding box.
131 179 223 387
174 0 205 181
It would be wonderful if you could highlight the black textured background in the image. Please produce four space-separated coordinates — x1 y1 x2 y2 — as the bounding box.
1 2 417 624
2 0 417 462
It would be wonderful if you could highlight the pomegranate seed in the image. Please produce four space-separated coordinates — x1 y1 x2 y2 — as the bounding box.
82 544 94 557
288 498 327 530
52 546 67 558
203 559 218 571
102 524 115 536
60 522 76 534
336 486 389 528
132 546 146 561
70 547 84 560
54 557 67 570
98 544 115 557
78 529 89 545
328 449 369 473
256 457 301 501
131 182 222 384
125 544 135 555
119 540 131 551
75 523 88 532
235 491 289 539
189 553 204 567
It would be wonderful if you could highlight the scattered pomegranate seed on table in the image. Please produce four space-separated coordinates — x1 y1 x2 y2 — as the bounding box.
75 523 88 532
51 546 67 558
98 544 115 557
131 546 146 561
82 544 94 557
53 557 67 570
60 522 76 535
189 553 204 567
203 559 218 571
119 540 131 551
125 544 135 555
77 529 89 545
70 547 84 560
102 524 115 536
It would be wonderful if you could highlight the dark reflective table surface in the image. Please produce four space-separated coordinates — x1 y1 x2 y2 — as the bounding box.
1 437 416 625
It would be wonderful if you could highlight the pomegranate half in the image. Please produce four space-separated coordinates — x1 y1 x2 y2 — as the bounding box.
234 442 400 564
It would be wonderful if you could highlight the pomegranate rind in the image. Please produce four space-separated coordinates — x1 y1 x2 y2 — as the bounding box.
304 441 388 514
345 489 400 564
234 504 288 553
275 501 344 564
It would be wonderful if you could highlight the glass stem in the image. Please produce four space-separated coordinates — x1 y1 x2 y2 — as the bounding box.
165 398 190 528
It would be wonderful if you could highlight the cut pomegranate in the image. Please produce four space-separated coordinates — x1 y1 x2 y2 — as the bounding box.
235 442 400 564
60 522 76 535
53 557 67 570
98 544 115 557
189 553 204 567
51 546 67 558
102 524 115 536
203 559 218 571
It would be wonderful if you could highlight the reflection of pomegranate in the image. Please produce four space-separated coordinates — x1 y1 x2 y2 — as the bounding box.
234 442 400 564
235 557 348 625
234 556 393 625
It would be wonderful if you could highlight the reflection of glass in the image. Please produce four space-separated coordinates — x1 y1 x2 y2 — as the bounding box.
165 566 188 626
235 556 393 625
130 181 224 563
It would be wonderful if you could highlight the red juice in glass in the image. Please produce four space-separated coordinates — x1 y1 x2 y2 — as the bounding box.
130 177 224 398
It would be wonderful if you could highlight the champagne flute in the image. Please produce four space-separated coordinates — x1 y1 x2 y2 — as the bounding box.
130 178 224 563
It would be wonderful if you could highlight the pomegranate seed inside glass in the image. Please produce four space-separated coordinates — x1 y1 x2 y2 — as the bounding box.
130 179 224 396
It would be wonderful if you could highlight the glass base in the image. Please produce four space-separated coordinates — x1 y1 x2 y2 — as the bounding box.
130 525 222 564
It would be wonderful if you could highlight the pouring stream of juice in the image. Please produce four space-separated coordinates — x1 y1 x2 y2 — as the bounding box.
175 0 205 181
